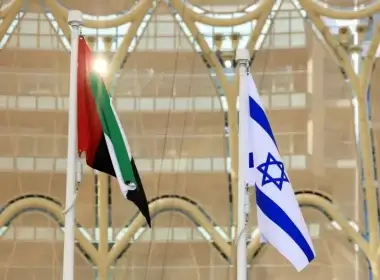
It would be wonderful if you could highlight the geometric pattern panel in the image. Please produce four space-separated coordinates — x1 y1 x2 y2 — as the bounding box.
6 12 66 49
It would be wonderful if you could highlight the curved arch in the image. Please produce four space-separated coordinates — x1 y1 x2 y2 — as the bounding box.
44 0 152 28
55 0 140 17
107 196 231 265
298 0 380 260
126 194 227 228
170 0 273 27
0 194 63 213
183 0 259 14
0 0 23 42
120 194 231 261
0 0 17 16
0 194 95 236
112 210 230 263
0 191 369 265
298 0 380 19
295 189 334 202
0 196 99 264
108 191 367 264
0 207 98 264
247 192 370 259
247 207 369 267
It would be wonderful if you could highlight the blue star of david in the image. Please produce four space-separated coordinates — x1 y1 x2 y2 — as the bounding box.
257 152 289 190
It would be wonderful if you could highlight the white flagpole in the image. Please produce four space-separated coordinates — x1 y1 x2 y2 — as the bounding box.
236 49 251 280
63 10 83 280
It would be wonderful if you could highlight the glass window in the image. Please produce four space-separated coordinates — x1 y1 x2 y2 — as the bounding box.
221 36 233 49
39 21 53 35
36 158 54 171
272 94 290 108
291 18 304 32
18 96 36 109
116 97 135 111
193 158 211 171
291 155 306 169
97 28 117 36
174 97 192 111
155 98 173 110
156 37 174 50
291 93 306 107
138 97 154 111
16 157 34 171
212 158 225 171
154 158 172 171
290 33 305 47
274 19 290 33
174 158 192 172
194 97 212 110
195 22 213 35
273 34 290 48
15 227 34 240
0 157 13 169
136 159 152 171
19 35 37 48
233 23 252 34
118 23 131 34
157 22 175 36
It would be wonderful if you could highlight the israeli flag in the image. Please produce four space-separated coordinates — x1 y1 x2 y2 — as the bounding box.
239 72 315 271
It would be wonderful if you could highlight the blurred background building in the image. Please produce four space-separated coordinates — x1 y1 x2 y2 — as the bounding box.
0 0 378 279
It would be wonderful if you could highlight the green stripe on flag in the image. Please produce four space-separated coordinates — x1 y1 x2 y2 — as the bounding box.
88 72 136 186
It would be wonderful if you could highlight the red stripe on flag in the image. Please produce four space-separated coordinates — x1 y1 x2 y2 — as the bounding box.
77 36 103 166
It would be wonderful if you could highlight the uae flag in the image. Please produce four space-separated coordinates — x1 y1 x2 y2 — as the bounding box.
76 36 151 226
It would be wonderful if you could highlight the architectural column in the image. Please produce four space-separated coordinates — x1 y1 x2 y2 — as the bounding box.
307 36 326 178
297 3 380 277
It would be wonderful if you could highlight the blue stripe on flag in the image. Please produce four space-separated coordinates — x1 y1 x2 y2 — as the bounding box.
255 185 315 262
249 96 277 147
249 152 254 168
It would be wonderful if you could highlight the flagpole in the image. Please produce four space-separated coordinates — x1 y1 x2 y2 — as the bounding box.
236 49 251 280
63 10 83 280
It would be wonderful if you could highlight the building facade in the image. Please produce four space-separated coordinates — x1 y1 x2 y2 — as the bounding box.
0 0 373 280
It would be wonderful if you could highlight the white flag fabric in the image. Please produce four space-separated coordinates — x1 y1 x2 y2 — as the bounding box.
239 73 315 271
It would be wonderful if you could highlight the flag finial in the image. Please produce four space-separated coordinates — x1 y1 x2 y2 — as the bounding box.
68 10 83 28
236 49 249 61
236 49 250 75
